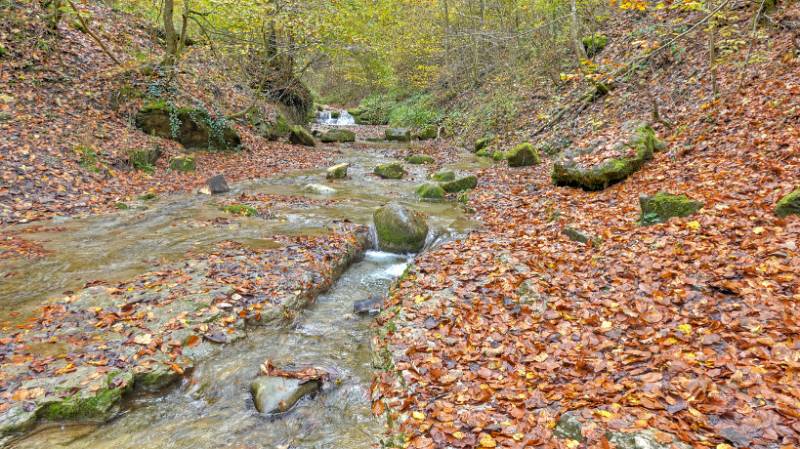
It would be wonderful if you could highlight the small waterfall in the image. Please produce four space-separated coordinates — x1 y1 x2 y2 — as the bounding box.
317 110 355 126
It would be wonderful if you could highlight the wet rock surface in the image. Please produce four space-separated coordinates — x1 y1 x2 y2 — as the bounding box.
250 376 322 414
373 202 429 253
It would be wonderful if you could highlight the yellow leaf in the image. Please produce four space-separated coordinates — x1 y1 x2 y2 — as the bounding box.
594 409 614 419
717 444 733 449
479 434 497 448
565 439 580 449
512 432 524 441
753 226 765 234
677 323 692 335
412 411 425 420
453 431 464 440
687 220 700 231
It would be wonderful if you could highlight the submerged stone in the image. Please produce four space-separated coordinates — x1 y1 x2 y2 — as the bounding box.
374 162 406 179
354 296 383 316
416 183 445 200
385 128 411 142
289 125 316 147
440 175 477 193
206 174 230 194
639 192 703 225
320 129 356 143
507 143 541 167
250 376 321 414
430 170 455 182
326 163 349 179
373 202 429 253
775 188 800 217
303 183 337 195
405 154 435 165
134 101 240 151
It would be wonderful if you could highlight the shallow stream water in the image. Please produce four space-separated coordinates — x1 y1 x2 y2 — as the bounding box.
3 142 488 448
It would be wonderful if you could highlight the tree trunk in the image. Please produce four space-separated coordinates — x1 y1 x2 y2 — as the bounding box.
571 0 587 62
162 0 178 67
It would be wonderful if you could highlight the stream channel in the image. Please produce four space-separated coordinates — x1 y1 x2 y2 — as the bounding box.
1 137 489 448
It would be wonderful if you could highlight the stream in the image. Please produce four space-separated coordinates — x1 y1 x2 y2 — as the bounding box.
2 139 489 448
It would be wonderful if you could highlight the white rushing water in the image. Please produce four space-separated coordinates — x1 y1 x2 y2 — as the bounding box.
317 110 356 126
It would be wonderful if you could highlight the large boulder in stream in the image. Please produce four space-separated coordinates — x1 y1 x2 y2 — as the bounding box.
326 163 349 180
135 101 240 151
250 376 321 414
205 174 230 194
320 129 356 143
373 202 429 254
374 162 406 179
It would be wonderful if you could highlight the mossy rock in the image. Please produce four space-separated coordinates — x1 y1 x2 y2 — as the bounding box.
441 175 477 193
775 188 800 217
289 125 316 147
135 101 241 151
374 162 406 179
37 371 133 421
507 143 541 167
373 202 429 253
134 365 182 392
474 135 494 153
405 154 435 165
582 34 608 58
385 128 411 142
249 110 290 141
639 192 703 225
222 204 258 217
491 150 507 161
127 147 161 172
320 129 356 143
169 155 196 172
326 163 349 179
476 148 492 157
552 126 657 191
430 170 455 182
414 126 437 140
416 183 445 200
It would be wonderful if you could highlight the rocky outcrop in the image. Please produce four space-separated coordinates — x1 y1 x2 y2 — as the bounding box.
776 188 800 217
289 125 316 147
373 202 429 253
385 128 411 142
639 192 703 225
135 101 240 151
506 143 541 167
374 163 406 179
320 129 356 143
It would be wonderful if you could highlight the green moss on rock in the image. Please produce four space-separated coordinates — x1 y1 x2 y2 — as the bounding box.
405 154 435 165
222 204 258 217
582 34 608 58
320 129 356 143
135 101 240 151
38 372 133 421
507 143 540 167
374 162 406 179
414 126 437 140
373 202 429 253
430 171 455 182
169 155 196 172
775 188 800 217
289 125 316 147
440 175 477 193
326 163 349 179
385 128 411 142
416 183 445 199
474 135 494 153
127 147 161 172
639 192 703 225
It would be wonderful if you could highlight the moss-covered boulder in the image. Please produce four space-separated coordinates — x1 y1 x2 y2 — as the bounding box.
169 155 196 172
474 135 494 153
320 129 356 143
414 126 437 140
373 202 429 253
639 192 703 225
416 183 445 200
491 150 507 161
405 154 435 165
507 143 540 167
326 163 349 179
374 162 406 179
38 371 133 421
135 101 240 151
441 175 478 193
289 125 316 147
476 148 492 157
249 110 290 141
385 128 411 142
552 126 659 191
133 364 182 392
127 147 161 172
775 188 800 217
582 34 608 58
431 170 455 182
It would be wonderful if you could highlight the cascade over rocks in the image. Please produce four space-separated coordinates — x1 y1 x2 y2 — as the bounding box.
373 202 429 253
135 101 241 151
